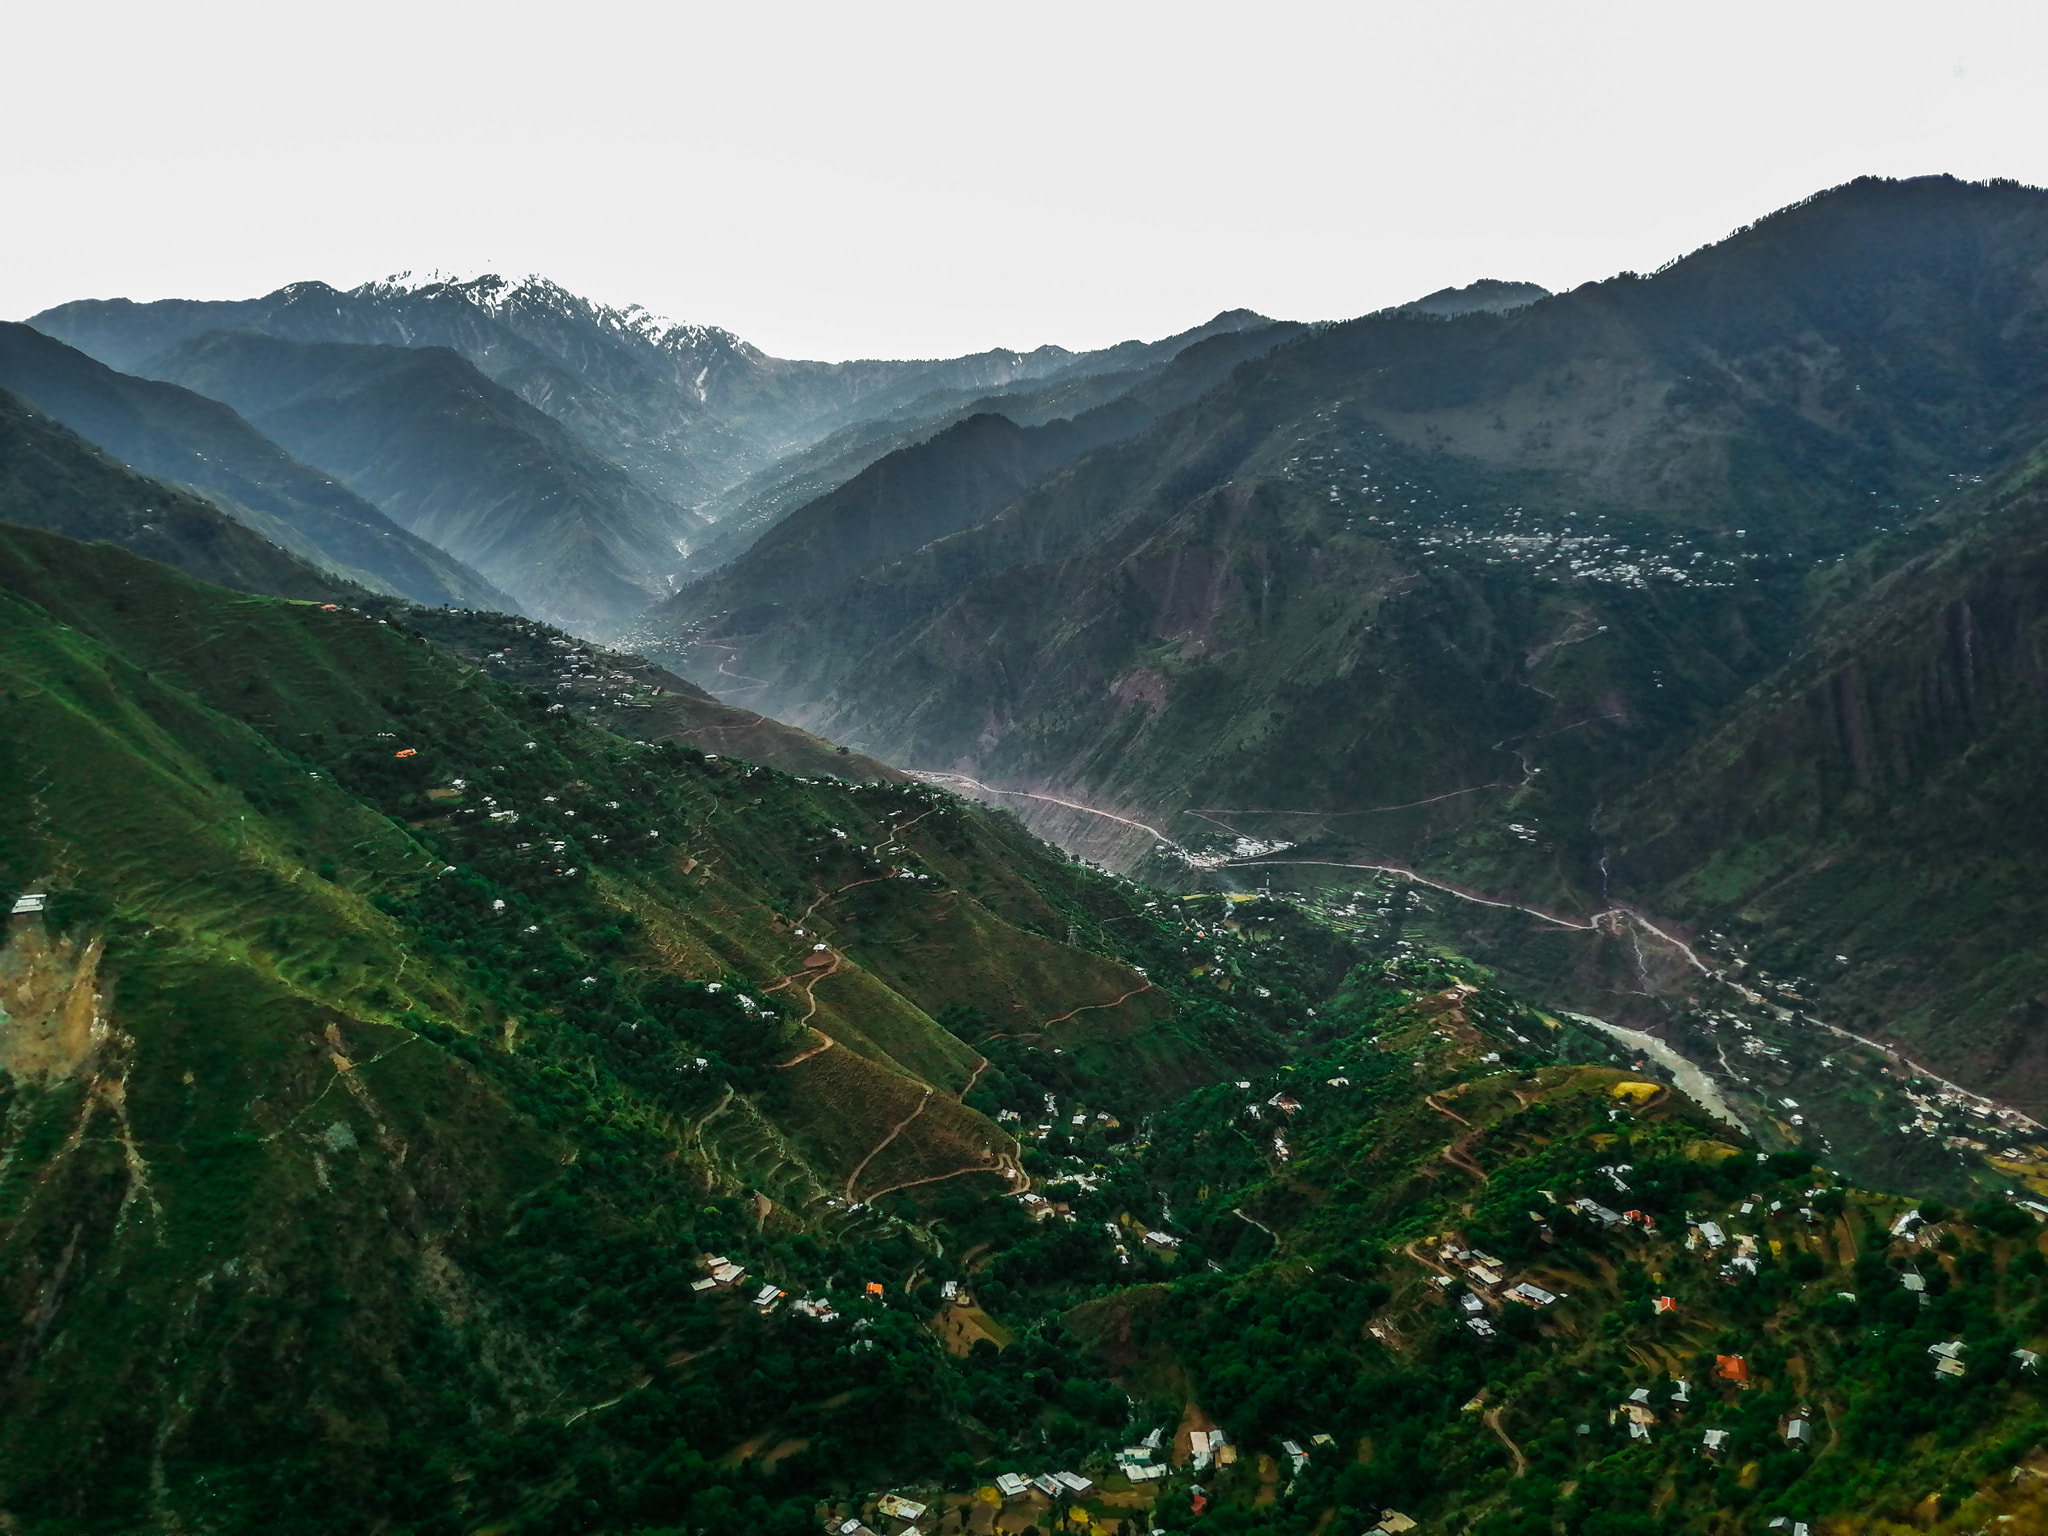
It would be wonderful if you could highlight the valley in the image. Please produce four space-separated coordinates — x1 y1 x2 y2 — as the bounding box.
6 171 2048 1536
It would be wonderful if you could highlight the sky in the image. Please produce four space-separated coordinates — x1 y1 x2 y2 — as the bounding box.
7 0 2047 361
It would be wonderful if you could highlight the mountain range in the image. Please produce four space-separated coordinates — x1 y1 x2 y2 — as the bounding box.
629 175 2048 1122
10 171 2048 1536
32 279 1279 634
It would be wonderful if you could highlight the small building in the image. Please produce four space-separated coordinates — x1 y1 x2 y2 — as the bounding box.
1054 1471 1093 1494
1901 1272 1927 1294
689 1277 718 1293
9 892 47 916
1715 1355 1749 1385
1507 1282 1559 1307
1701 1428 1728 1453
1373 1513 1418 1535
993 1474 1030 1500
2015 1348 2042 1372
753 1284 784 1311
1785 1417 1812 1445
1030 1474 1061 1497
1652 1296 1677 1315
875 1495 927 1522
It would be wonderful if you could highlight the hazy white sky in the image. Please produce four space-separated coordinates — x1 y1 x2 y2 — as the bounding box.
7 0 2046 360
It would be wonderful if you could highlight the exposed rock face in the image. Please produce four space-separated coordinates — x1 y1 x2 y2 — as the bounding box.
0 918 107 1082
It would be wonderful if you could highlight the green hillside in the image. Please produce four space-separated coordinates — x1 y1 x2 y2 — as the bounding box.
3 520 2046 1534
0 523 1318 1533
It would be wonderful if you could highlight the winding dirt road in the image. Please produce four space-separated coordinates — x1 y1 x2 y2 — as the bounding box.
1039 980 1154 1029
844 1087 933 1200
1484 1404 1528 1477
768 953 842 1068
1425 1094 1491 1185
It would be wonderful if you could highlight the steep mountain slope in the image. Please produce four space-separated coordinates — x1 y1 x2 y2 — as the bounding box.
1602 442 2048 1107
0 322 511 610
396 603 914 784
5 568 2045 1536
0 388 351 602
141 330 702 632
6 502 2048 1536
673 309 1283 580
645 317 1309 656
643 176 2044 851
0 519 1334 1533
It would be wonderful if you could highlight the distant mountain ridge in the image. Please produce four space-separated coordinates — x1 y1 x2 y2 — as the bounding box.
0 322 511 611
139 329 700 631
0 386 353 602
30 277 1256 516
645 314 1305 642
32 283 1279 635
1398 277 1550 317
668 308 1282 581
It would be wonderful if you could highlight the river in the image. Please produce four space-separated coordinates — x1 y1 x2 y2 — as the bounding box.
1561 1012 1747 1132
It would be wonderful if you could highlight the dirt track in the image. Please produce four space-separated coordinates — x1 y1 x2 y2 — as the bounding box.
1426 1093 1490 1184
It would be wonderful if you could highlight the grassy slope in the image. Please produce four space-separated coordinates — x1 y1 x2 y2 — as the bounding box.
0 523 1331 1534
3 524 2044 1534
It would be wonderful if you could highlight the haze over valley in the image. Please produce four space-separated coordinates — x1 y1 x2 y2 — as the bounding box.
9 6 2048 1533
